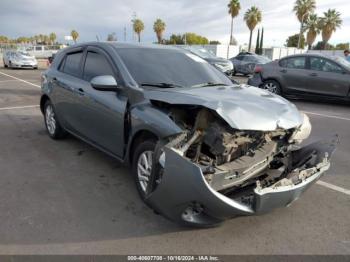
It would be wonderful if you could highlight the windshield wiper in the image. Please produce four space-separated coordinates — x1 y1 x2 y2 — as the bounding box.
191 82 230 88
140 82 183 88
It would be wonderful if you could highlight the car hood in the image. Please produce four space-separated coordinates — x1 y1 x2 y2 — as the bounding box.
144 85 303 131
204 57 230 64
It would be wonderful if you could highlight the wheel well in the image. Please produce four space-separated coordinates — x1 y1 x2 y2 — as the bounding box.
262 78 283 92
128 130 158 164
40 95 50 114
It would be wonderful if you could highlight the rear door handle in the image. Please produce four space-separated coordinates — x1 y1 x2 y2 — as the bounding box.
309 73 318 77
280 69 287 73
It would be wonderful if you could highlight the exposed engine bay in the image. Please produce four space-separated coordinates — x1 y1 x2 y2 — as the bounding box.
152 102 321 198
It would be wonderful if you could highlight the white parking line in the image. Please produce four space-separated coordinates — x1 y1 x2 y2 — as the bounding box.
317 180 350 196
0 105 39 111
0 71 40 88
0 79 21 83
303 111 350 121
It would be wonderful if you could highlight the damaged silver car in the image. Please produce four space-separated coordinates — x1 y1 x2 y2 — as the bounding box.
41 42 337 226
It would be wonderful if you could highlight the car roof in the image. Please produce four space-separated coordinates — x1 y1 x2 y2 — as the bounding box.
281 53 332 59
62 41 183 52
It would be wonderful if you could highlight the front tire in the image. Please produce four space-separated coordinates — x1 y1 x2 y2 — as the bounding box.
132 140 157 200
44 100 67 139
261 79 282 95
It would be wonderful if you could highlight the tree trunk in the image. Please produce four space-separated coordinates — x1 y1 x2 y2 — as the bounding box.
297 21 303 49
227 17 234 59
138 33 140 42
248 30 253 52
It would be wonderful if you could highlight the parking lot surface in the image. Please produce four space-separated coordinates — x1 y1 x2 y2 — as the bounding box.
0 68 349 255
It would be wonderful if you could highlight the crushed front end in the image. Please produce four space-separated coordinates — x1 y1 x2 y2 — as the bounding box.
145 106 338 226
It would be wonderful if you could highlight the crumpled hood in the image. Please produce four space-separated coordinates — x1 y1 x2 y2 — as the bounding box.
144 85 303 131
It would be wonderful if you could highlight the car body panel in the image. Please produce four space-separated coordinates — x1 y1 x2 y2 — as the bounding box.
144 85 303 131
146 136 337 225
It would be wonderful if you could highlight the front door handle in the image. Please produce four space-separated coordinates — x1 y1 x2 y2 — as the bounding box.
309 73 318 77
77 88 85 95
280 69 287 73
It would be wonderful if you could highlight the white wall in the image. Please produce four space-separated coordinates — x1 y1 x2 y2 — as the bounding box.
180 44 240 59
262 47 306 60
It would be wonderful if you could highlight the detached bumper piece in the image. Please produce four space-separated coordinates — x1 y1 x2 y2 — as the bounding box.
146 136 338 226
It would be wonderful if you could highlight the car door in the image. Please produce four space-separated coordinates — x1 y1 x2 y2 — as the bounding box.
278 56 310 93
51 48 85 132
75 46 127 157
306 56 350 97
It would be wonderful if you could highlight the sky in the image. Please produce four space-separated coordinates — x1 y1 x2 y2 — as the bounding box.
0 0 349 47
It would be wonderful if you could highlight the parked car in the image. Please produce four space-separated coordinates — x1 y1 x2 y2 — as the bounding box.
3 50 38 69
181 46 234 76
230 52 271 76
25 45 60 59
40 42 336 226
248 53 350 101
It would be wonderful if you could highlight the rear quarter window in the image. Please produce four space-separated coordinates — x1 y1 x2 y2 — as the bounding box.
61 51 83 77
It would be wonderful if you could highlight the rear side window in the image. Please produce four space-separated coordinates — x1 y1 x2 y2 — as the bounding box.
310 57 343 73
280 57 306 69
83 51 114 81
62 51 83 77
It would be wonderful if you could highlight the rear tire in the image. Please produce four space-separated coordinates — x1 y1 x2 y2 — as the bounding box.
43 100 67 139
261 80 282 95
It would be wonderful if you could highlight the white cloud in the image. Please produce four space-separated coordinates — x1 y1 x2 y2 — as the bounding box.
0 0 348 46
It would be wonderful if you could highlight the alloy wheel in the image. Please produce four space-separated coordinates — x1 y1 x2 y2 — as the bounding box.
137 150 153 193
263 82 277 93
45 105 56 135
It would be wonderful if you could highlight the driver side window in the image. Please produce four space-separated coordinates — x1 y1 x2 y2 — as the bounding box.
83 51 114 81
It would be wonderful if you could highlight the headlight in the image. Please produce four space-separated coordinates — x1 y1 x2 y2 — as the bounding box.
289 113 312 144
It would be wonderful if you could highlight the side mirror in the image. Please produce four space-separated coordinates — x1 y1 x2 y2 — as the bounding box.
90 75 118 91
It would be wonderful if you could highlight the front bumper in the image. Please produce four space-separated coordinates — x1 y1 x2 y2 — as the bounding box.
146 136 338 226
10 61 38 68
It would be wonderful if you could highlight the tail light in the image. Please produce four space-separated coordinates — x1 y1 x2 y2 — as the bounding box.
254 65 263 73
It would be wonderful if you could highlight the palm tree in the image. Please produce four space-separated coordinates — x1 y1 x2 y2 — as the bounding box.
133 19 145 42
227 0 240 58
293 0 316 49
319 9 342 50
244 6 262 52
49 32 57 45
71 30 79 43
228 0 241 45
153 18 166 44
304 14 320 49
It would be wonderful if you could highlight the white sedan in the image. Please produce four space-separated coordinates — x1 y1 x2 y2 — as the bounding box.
3 50 38 69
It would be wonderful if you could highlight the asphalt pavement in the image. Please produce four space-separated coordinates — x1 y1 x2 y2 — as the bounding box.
0 68 349 255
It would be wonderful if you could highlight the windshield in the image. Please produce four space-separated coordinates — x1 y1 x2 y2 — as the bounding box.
332 56 350 71
117 48 233 88
188 47 216 59
255 56 271 63
18 51 31 56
